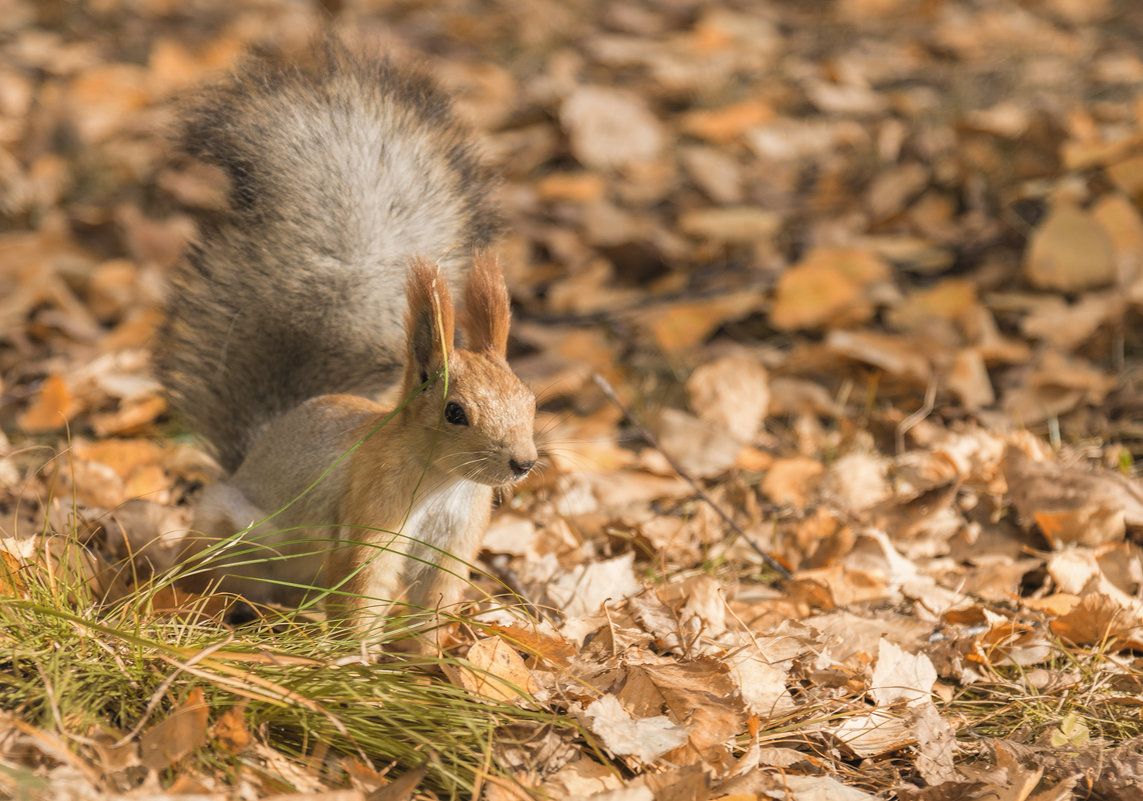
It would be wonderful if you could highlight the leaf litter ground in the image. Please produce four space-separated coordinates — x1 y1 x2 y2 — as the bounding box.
3 0 1143 799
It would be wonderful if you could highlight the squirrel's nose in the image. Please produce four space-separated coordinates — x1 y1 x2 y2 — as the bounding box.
509 458 536 478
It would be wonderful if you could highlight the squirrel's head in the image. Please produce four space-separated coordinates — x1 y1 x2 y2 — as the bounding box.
402 254 538 487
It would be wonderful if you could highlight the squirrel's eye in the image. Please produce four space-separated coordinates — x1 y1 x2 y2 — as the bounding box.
444 401 468 426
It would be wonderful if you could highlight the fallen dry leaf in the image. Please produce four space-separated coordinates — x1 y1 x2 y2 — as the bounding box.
212 704 249 755
140 686 209 772
449 636 541 703
18 375 80 432
616 660 744 765
1004 446 1143 547
652 407 742 478
581 695 690 765
1050 592 1143 651
1025 202 1116 291
561 86 665 170
685 352 769 443
870 639 936 707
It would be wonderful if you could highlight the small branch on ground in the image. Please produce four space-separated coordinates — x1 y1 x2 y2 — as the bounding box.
593 373 793 581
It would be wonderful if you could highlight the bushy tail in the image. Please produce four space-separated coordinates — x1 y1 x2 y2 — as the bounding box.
155 40 500 473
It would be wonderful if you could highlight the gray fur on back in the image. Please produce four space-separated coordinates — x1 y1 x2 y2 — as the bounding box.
155 40 500 473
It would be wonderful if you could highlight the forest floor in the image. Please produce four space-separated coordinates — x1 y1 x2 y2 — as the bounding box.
3 0 1143 799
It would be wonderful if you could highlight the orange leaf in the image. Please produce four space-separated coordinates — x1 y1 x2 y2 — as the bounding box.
213 704 250 755
19 375 79 432
489 624 575 663
682 99 774 143
140 686 210 771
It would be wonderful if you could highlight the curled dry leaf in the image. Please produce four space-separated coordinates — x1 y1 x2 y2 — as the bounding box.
871 639 936 707
139 686 209 772
448 636 541 703
581 695 690 765
213 704 250 755
1024 202 1116 291
560 86 665 170
1003 446 1143 547
616 660 745 765
826 329 932 383
1050 591 1143 651
652 407 742 479
547 552 642 619
684 352 769 443
18 375 81 432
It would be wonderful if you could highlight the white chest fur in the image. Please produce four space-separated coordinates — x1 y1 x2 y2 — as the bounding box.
399 478 485 554
343 477 491 613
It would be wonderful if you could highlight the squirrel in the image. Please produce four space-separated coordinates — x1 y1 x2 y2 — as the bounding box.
155 40 538 630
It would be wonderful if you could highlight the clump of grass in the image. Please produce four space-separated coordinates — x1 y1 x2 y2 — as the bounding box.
0 548 576 798
945 644 1143 745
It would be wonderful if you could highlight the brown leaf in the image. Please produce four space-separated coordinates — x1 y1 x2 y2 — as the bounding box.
65 63 151 143
948 348 996 409
678 206 781 243
19 375 81 432
685 353 769 442
1004 446 1143 547
888 278 978 332
91 395 167 437
680 99 773 143
616 660 744 765
446 636 540 703
771 249 882 331
1024 202 1116 291
370 762 429 801
536 172 606 203
561 86 665 170
1050 592 1143 651
73 438 166 480
581 694 690 764
910 702 958 786
652 407 742 479
487 624 576 664
140 686 209 771
638 294 762 353
829 710 915 758
761 457 823 507
1021 293 1123 351
826 329 932 383
212 704 249 755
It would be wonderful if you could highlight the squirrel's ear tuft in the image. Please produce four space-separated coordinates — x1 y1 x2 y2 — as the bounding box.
405 257 455 375
461 252 510 356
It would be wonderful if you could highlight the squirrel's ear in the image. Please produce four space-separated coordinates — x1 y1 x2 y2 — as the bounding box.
461 252 510 357
405 257 455 376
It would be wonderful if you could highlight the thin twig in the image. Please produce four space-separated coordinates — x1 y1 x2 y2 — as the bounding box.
593 374 792 580
896 374 938 455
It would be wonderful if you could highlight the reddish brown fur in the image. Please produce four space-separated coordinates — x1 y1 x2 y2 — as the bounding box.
405 257 456 385
461 252 510 356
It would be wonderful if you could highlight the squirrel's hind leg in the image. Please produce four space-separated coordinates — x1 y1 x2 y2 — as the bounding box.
175 482 271 600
